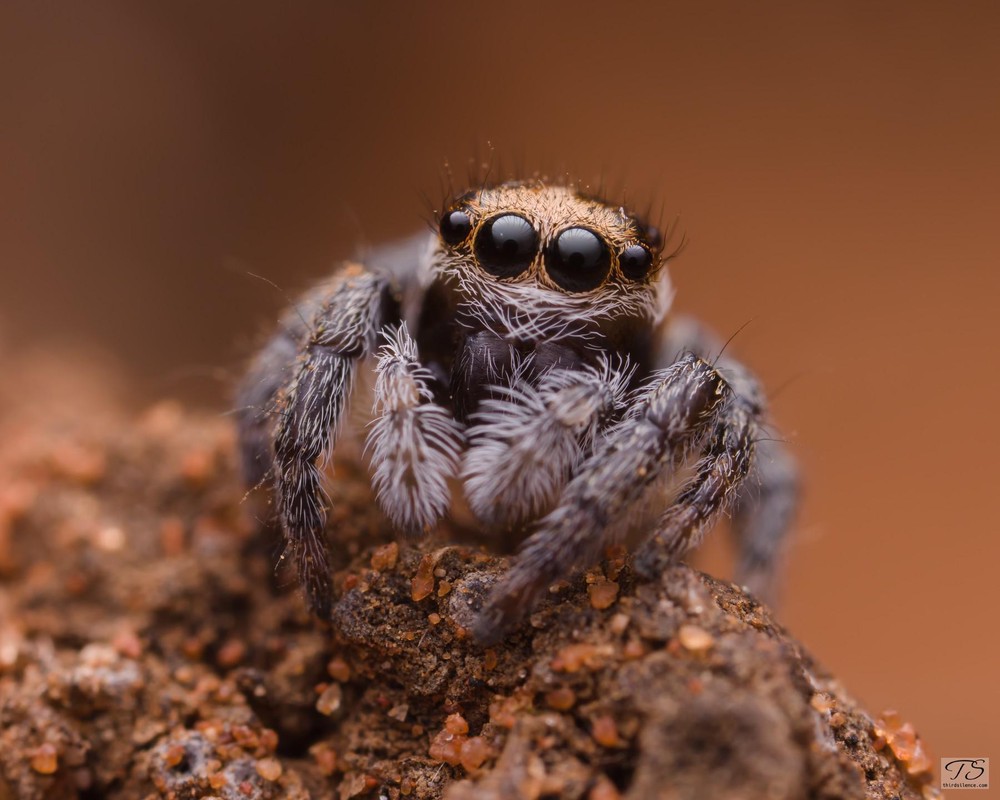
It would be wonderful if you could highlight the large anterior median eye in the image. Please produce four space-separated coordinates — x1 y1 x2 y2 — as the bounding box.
545 227 611 292
474 214 538 277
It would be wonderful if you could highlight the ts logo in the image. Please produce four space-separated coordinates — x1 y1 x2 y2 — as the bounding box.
941 758 989 789
944 759 986 780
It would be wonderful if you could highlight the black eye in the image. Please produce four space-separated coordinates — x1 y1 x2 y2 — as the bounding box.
474 214 538 277
644 225 663 250
545 227 611 292
620 244 653 281
440 209 472 245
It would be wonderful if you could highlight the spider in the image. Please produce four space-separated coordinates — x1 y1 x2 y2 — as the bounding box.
235 181 798 645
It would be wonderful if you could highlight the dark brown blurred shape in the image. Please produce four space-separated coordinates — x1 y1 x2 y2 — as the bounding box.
2 0 998 773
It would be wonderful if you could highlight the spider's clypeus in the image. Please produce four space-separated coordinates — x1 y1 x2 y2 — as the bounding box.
235 181 798 644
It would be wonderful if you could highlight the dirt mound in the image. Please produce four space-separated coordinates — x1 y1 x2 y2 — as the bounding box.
0 364 936 799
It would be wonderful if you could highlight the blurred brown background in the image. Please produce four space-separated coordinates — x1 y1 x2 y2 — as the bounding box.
2 0 998 772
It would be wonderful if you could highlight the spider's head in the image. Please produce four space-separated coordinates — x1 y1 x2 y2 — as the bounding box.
433 182 675 343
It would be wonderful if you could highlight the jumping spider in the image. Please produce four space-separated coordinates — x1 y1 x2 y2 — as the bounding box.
236 182 798 644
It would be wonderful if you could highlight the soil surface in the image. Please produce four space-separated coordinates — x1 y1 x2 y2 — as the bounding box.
0 361 938 799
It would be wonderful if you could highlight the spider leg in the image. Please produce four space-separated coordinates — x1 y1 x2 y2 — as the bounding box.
731 437 799 602
653 314 799 602
271 267 395 618
472 354 732 644
366 324 464 533
632 392 756 578
235 326 299 489
235 290 328 488
461 355 631 530
235 233 431 490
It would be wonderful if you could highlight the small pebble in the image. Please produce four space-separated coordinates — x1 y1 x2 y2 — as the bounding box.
29 743 58 775
259 729 279 753
309 743 338 776
488 699 517 729
370 542 399 571
209 773 228 789
232 725 258 749
810 693 834 713
445 713 469 735
551 643 612 673
94 525 125 552
163 744 185 768
589 775 622 800
112 628 143 660
255 757 283 781
411 554 436 601
622 640 646 660
428 730 463 766
181 637 205 660
874 711 933 776
327 656 351 682
179 449 214 486
459 736 491 770
316 683 343 716
609 613 630 634
545 687 576 711
591 715 621 748
587 578 619 610
216 638 247 668
677 624 714 653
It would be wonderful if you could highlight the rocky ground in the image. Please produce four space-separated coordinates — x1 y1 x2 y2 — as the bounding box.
0 358 937 799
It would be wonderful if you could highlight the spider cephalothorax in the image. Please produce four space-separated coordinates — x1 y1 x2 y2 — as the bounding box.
236 181 798 644
433 184 670 346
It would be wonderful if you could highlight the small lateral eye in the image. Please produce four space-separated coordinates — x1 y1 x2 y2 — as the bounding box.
644 225 663 250
440 209 472 245
545 227 611 292
620 244 653 281
474 214 538 277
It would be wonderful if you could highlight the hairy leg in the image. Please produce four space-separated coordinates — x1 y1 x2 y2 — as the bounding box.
652 315 799 601
366 324 464 533
234 289 330 488
731 437 799 602
235 327 299 489
472 354 732 644
235 234 432 490
271 267 395 617
461 355 632 530
632 391 756 578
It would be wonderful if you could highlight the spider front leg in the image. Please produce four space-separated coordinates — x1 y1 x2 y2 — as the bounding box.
268 267 396 618
461 355 632 530
631 387 756 579
654 315 799 602
366 324 465 534
472 354 735 644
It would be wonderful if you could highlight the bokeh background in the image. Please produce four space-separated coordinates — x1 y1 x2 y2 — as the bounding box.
3 0 998 773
